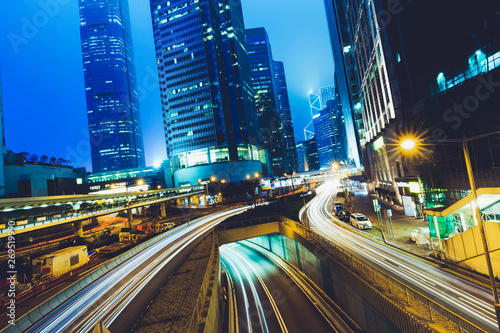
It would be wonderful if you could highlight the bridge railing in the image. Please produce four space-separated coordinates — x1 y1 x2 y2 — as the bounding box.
0 190 204 236
280 217 485 333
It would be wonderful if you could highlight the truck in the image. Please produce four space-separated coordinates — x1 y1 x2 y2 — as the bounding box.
32 246 89 279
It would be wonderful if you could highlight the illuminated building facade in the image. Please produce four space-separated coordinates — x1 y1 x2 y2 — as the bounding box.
273 61 298 173
150 0 264 185
79 0 145 173
325 0 500 217
246 27 285 176
324 0 364 168
313 97 347 169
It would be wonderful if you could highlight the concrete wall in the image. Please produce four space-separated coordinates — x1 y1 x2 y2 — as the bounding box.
247 231 406 333
443 221 500 276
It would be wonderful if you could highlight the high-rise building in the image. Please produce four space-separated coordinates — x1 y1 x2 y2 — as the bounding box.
325 0 500 216
296 143 307 172
304 137 319 171
246 28 285 176
273 61 298 173
150 0 264 185
79 0 145 173
324 0 364 168
313 97 346 169
319 85 335 108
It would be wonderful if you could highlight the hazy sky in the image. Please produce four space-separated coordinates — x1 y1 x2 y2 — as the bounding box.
0 0 334 172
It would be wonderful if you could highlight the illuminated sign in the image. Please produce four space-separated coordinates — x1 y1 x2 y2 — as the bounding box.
36 217 46 222
18 219 29 225
373 137 384 150
409 182 420 193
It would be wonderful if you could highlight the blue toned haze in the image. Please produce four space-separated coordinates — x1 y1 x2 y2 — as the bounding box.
0 0 333 171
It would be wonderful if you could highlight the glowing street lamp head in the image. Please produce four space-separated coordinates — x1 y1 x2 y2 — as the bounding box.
211 176 216 182
246 174 250 179
400 139 417 151
137 179 145 186
331 162 339 170
221 179 226 183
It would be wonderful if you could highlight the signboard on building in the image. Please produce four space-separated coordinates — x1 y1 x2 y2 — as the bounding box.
402 196 416 216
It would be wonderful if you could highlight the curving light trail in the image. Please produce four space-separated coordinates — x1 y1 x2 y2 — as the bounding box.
308 181 498 332
22 208 248 333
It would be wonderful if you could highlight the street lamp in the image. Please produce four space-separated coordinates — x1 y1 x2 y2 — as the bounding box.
111 179 144 232
400 134 500 323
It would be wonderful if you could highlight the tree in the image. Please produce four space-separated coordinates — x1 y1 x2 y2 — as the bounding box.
56 158 64 165
20 152 29 162
50 157 57 164
29 154 39 163
39 155 48 163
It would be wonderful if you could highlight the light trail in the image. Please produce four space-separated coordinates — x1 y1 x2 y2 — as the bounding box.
307 181 498 332
17 207 247 333
221 246 271 333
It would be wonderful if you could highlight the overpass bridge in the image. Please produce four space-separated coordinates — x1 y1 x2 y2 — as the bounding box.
0 186 206 238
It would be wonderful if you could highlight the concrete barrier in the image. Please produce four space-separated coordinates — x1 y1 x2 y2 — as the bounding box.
2 223 190 333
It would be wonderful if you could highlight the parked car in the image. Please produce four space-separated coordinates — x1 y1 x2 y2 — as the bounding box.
338 210 351 222
334 202 344 215
349 213 372 230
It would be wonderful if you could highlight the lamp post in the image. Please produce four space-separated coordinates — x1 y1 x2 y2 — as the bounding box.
246 173 261 207
302 178 309 228
400 135 500 326
111 179 144 231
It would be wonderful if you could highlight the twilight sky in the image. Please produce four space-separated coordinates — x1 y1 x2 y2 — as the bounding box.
0 0 334 172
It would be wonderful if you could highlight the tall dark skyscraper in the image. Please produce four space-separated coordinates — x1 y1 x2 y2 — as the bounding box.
324 0 364 168
273 61 298 173
150 0 264 185
79 0 145 173
246 27 285 176
313 97 346 169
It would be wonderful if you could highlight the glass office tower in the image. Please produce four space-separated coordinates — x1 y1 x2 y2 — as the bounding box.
324 0 364 168
246 27 285 176
273 61 298 173
79 0 145 173
150 0 264 185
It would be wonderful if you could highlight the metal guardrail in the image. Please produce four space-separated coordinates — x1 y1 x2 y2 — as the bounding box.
0 191 203 236
217 215 485 333
3 223 190 333
279 216 486 333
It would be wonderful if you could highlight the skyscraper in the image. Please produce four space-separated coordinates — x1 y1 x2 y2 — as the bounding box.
324 0 364 168
150 0 264 185
273 61 298 173
319 85 335 108
246 27 285 176
0 70 5 196
313 97 347 169
79 0 145 173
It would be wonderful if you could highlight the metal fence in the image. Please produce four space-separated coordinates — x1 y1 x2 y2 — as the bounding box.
278 216 485 333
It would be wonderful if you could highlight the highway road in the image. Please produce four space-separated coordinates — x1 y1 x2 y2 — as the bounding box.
221 242 338 333
307 181 498 332
3 207 247 333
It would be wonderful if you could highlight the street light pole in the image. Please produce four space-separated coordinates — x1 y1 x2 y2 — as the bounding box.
463 137 500 324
